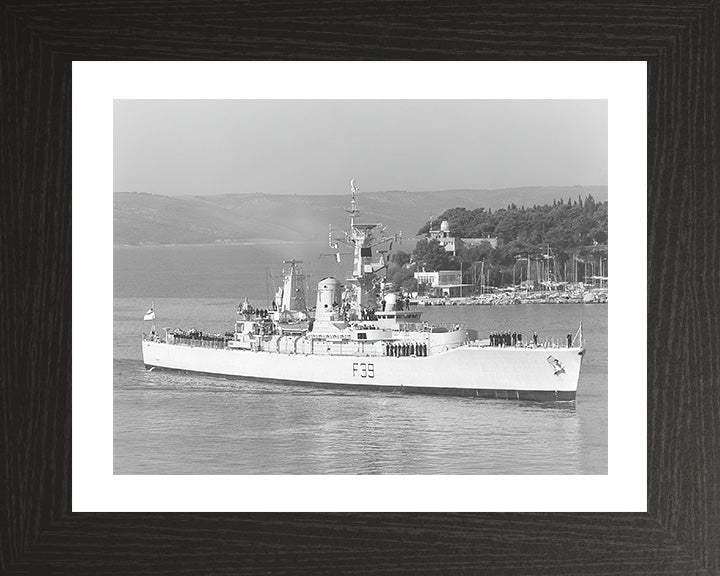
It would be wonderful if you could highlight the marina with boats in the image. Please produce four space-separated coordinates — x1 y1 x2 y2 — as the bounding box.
417 286 608 306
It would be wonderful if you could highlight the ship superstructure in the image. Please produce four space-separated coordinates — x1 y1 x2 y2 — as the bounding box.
142 180 585 401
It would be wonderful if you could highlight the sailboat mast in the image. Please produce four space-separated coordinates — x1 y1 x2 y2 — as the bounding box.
527 255 531 292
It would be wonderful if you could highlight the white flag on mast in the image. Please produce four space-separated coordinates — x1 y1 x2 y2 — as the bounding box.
143 305 155 321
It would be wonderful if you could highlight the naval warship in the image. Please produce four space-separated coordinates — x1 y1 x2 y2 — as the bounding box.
142 181 585 401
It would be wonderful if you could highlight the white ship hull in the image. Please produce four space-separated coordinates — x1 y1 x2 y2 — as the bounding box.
142 340 584 401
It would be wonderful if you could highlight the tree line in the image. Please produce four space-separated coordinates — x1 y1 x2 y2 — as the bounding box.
386 195 608 292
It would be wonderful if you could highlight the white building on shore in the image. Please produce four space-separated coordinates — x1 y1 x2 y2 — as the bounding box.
428 220 499 255
414 269 472 297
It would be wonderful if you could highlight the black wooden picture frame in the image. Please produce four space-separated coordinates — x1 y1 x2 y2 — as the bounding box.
2 2 718 574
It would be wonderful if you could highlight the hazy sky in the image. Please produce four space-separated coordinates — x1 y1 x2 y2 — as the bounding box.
114 100 607 196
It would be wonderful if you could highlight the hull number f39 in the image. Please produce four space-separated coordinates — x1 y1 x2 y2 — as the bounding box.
352 362 374 378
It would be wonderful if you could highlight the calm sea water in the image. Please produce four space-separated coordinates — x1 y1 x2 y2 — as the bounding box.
114 244 607 475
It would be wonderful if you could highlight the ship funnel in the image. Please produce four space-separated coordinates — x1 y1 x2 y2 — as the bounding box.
383 293 398 312
315 277 341 321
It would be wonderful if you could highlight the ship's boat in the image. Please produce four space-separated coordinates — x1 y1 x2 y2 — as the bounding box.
142 180 585 401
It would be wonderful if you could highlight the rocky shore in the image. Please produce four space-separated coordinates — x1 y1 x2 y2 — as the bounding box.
416 289 608 306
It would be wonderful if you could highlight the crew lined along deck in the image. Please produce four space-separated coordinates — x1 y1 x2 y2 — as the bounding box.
260 337 432 357
150 330 233 349
147 328 577 355
147 330 438 357
386 342 428 356
489 331 576 348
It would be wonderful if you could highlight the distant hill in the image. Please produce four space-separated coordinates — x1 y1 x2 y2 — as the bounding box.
114 186 608 246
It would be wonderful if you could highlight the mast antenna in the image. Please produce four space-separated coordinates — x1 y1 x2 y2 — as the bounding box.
349 179 359 227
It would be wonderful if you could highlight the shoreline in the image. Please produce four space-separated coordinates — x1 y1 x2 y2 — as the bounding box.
416 292 609 306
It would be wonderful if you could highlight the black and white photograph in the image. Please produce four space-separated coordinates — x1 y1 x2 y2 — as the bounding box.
4 3 717 572
113 98 608 475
